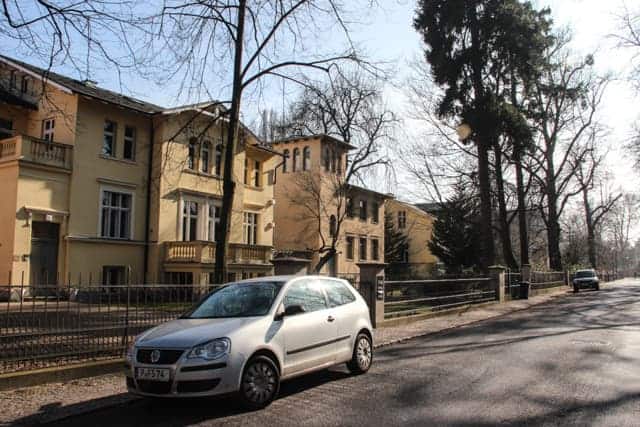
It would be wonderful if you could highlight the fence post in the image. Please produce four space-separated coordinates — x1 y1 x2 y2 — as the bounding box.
489 265 506 303
357 262 386 328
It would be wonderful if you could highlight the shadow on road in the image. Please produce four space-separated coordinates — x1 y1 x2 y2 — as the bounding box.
20 370 353 426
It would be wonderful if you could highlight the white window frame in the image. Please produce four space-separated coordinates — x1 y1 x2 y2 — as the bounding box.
181 199 200 241
42 118 55 142
243 211 259 245
201 141 210 173
207 200 222 242
98 185 135 240
103 120 117 157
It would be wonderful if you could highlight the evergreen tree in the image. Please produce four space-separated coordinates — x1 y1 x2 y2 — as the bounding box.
414 0 553 272
428 184 481 274
384 212 410 263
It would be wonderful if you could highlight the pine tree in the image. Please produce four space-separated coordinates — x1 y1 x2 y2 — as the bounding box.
384 212 410 263
428 184 481 274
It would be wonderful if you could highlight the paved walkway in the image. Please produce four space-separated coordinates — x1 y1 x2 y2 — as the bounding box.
0 284 602 426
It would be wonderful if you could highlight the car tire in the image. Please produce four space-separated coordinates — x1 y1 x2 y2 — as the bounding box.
239 355 280 410
347 333 373 375
595 283 600 291
573 285 579 293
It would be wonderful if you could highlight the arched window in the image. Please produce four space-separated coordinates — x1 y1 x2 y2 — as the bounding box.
187 138 197 170
323 147 331 171
329 215 337 238
292 147 300 172
214 144 223 176
282 149 290 173
201 141 210 173
303 146 311 171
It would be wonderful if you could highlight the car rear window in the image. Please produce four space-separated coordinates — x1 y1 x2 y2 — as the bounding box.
575 271 595 278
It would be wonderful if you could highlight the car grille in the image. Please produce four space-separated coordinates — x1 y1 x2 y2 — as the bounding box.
136 380 172 395
177 379 221 393
136 349 184 364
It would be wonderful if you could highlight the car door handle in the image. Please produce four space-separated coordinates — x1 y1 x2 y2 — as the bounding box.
327 316 335 322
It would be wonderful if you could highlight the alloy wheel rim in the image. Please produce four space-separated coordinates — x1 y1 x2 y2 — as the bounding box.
356 337 372 369
242 361 277 404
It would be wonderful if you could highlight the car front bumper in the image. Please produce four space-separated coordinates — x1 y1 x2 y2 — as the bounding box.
125 349 246 398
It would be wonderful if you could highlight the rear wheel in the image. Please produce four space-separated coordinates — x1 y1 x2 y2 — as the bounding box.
595 283 600 291
239 355 280 410
573 285 579 293
347 333 372 374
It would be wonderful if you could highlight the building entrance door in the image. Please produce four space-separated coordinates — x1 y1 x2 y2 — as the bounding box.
30 221 59 293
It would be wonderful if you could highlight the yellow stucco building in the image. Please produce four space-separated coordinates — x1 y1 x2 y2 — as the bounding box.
271 135 389 276
385 199 439 279
0 56 278 289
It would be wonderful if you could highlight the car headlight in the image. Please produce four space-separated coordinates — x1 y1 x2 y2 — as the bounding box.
188 338 231 360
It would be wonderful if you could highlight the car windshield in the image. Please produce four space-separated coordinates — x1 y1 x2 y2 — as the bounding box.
575 271 595 278
184 281 284 319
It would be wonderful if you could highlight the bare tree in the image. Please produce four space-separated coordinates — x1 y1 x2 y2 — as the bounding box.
605 193 639 273
276 71 396 271
572 144 622 268
526 36 610 271
141 1 381 283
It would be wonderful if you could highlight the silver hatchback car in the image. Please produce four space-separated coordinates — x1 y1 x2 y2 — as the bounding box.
125 275 373 408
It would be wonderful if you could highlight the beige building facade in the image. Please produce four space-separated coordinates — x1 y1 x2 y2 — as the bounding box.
271 135 388 276
0 56 277 289
385 199 439 279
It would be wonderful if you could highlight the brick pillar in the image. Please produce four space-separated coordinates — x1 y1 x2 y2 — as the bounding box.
489 265 506 303
357 262 386 328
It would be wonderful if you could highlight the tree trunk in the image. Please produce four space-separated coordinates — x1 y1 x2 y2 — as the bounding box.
514 150 530 266
477 143 496 272
582 186 597 268
214 1 246 285
493 145 518 269
546 191 563 271
313 249 337 274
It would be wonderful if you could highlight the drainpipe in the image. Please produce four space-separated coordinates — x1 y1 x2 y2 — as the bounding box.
143 118 155 284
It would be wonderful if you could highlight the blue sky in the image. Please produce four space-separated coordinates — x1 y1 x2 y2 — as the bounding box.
4 0 638 199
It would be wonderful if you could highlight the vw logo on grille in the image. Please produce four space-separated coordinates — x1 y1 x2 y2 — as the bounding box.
150 349 161 363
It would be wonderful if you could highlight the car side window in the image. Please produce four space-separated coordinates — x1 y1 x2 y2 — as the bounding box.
284 280 327 313
323 280 357 308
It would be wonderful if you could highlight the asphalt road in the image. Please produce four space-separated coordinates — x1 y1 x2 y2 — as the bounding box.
47 281 640 426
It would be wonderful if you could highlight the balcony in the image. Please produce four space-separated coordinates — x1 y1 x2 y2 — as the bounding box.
164 242 272 265
0 135 73 171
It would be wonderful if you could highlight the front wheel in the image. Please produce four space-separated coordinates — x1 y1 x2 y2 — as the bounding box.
573 285 579 293
239 355 280 410
347 333 372 374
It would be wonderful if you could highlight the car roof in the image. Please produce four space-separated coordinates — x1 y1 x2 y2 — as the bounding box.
232 275 347 285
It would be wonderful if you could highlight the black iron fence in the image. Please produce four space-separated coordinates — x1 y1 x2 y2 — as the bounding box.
0 283 222 374
384 277 494 319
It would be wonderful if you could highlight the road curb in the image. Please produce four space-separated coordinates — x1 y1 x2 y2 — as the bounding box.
0 359 125 392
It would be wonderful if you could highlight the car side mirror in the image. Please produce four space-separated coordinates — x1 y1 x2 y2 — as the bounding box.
275 304 305 320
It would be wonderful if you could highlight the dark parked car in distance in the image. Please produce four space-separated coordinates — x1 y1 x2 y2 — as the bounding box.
572 269 600 293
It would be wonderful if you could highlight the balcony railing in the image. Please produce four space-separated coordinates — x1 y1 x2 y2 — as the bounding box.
164 241 216 264
0 135 73 170
228 243 273 264
164 242 273 265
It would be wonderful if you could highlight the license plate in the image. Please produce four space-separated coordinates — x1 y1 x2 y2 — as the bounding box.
136 367 170 382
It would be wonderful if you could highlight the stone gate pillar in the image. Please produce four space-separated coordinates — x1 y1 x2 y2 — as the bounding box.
357 262 386 328
489 265 507 303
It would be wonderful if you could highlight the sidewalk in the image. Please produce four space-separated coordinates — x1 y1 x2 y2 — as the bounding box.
0 286 573 426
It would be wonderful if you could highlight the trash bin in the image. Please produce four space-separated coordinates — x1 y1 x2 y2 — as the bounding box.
519 281 530 300
510 283 519 299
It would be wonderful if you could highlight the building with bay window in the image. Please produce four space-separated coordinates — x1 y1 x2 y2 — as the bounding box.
0 55 278 289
